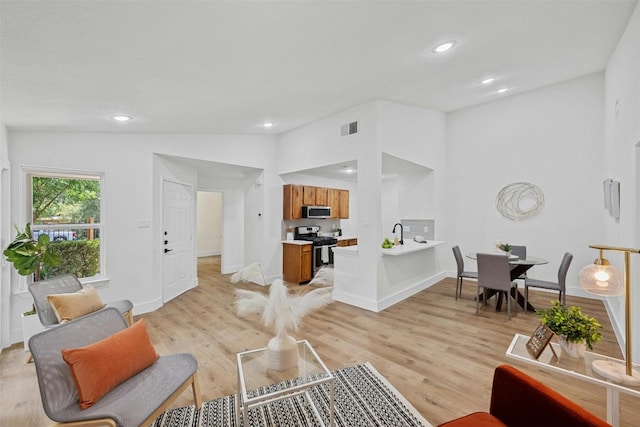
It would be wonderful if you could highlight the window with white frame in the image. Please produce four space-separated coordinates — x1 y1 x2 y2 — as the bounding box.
27 170 104 281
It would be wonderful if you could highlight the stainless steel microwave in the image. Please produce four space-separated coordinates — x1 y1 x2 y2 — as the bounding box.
302 206 331 219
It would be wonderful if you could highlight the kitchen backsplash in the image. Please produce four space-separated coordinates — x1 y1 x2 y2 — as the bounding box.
399 219 435 241
282 219 342 239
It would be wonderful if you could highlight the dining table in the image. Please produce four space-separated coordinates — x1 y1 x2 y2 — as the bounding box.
466 252 549 312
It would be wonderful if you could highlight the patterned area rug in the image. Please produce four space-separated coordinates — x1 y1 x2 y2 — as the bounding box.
152 362 433 427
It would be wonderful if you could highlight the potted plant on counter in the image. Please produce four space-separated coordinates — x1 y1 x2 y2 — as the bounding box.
535 301 602 358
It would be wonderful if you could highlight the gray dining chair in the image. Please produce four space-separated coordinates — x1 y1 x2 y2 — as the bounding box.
525 252 573 310
477 253 519 320
510 244 528 281
510 245 527 260
452 245 478 300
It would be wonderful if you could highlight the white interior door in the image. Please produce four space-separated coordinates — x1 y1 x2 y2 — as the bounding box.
163 180 194 303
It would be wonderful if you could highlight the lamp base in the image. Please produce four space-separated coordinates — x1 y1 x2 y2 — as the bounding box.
592 360 640 386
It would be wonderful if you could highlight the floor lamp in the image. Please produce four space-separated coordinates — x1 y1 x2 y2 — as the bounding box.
578 244 640 386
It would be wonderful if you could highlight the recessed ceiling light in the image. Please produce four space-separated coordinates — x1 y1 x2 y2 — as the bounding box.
432 41 456 53
481 77 495 85
496 87 509 94
112 115 131 122
342 166 357 174
263 122 274 128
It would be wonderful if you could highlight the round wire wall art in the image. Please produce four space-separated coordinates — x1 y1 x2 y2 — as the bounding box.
496 182 545 221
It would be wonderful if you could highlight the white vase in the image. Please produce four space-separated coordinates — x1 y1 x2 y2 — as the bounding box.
266 335 299 371
558 336 586 358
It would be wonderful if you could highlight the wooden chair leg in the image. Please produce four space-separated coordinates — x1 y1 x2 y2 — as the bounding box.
192 373 202 408
124 310 134 326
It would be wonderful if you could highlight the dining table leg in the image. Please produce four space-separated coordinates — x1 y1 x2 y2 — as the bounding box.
495 288 535 312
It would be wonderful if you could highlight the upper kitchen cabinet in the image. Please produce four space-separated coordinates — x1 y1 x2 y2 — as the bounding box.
338 190 349 219
302 186 316 205
315 187 328 206
283 184 349 219
328 188 340 219
283 184 303 220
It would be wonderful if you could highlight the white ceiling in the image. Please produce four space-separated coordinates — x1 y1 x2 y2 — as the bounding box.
0 0 636 135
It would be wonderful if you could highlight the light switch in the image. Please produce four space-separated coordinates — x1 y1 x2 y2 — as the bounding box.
424 226 429 233
137 219 151 228
404 226 411 232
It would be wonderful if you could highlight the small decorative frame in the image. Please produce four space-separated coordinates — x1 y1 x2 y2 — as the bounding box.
526 324 557 360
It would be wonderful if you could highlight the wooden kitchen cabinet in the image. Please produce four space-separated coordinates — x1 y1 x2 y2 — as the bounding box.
337 238 357 247
284 184 348 219
283 243 312 284
283 184 303 220
328 188 340 218
315 187 328 206
302 186 316 206
338 190 349 218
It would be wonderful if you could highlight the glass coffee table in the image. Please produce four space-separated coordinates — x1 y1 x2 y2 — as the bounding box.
236 339 334 427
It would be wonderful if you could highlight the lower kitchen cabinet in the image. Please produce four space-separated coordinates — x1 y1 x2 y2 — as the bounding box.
282 242 312 284
337 238 358 247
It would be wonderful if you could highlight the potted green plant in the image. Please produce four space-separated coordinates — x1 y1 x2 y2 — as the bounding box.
4 223 61 284
535 301 602 357
4 223 62 352
499 243 512 254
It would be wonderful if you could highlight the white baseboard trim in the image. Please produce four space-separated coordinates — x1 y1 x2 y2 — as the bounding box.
332 291 379 312
602 297 625 356
376 271 447 312
333 271 447 313
198 251 220 258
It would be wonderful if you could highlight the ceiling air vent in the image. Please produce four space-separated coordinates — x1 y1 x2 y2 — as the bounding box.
340 121 358 137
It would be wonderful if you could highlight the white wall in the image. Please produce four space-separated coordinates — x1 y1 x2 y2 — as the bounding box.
0 123 10 349
376 102 448 301
197 192 222 257
446 73 605 297
6 132 278 344
604 2 640 362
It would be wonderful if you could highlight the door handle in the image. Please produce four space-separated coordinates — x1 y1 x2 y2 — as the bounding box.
164 248 173 253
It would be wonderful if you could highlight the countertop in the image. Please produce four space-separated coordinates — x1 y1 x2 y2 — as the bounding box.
333 245 358 254
282 240 312 245
380 240 446 256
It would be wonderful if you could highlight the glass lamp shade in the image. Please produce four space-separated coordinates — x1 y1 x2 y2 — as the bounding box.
578 263 624 296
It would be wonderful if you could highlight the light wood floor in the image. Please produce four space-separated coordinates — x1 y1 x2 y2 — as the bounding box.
1 256 638 426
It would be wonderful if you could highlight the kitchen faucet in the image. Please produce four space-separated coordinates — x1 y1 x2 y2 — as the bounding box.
392 223 404 245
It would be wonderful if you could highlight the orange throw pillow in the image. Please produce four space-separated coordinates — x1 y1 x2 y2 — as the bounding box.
61 319 159 409
46 285 106 323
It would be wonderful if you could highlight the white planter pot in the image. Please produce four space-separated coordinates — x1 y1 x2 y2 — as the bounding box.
266 335 299 371
558 336 586 358
21 312 45 353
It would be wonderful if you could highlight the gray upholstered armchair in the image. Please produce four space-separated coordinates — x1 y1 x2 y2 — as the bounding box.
29 307 201 427
28 274 134 327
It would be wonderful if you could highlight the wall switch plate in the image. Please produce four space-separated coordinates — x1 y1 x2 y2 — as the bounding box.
404 226 411 232
137 219 151 228
424 226 429 233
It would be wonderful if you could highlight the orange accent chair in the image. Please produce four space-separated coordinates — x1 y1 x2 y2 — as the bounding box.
438 364 611 427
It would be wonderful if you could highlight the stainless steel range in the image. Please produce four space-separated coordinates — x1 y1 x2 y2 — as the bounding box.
294 226 337 274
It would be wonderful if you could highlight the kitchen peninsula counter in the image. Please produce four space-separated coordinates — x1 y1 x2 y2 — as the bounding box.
380 240 445 255
333 238 447 313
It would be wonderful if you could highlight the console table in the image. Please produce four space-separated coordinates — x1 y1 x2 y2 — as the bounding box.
506 333 640 427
